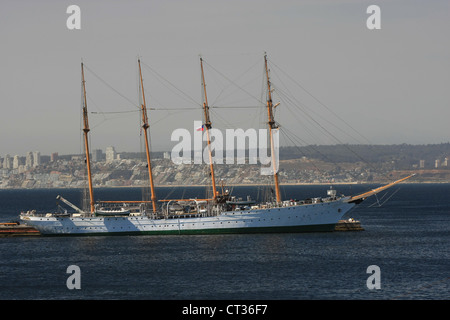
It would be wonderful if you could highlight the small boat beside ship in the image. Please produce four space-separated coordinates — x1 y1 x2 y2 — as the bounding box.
19 55 414 236
0 222 40 237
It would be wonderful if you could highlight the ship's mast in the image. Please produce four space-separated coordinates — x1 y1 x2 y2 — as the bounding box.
200 57 217 201
264 54 281 203
81 62 95 214
138 59 157 212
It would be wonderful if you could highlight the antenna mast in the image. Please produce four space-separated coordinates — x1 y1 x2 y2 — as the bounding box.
264 54 281 203
138 59 157 212
81 62 95 214
200 57 217 201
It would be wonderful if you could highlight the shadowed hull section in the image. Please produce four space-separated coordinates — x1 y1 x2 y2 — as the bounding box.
39 223 337 236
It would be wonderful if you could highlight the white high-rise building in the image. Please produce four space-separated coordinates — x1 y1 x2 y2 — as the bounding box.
3 154 11 169
419 160 425 168
106 146 116 163
13 155 21 169
435 159 440 168
92 149 102 162
26 152 33 168
33 151 41 167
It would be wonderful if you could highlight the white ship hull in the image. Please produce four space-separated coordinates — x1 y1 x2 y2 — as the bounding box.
20 198 356 236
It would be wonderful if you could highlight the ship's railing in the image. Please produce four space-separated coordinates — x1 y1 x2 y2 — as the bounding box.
20 210 42 217
227 195 342 212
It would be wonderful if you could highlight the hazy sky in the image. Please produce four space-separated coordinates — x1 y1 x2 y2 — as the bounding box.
1 0 449 156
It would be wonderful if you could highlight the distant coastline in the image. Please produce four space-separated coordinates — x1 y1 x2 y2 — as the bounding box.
2 143 449 189
1 179 448 191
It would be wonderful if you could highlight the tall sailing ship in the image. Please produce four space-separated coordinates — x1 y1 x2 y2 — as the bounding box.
20 55 414 236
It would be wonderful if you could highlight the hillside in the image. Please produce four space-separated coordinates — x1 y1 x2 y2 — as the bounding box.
278 143 450 168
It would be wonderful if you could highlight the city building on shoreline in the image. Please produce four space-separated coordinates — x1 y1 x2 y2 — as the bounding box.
1 145 449 189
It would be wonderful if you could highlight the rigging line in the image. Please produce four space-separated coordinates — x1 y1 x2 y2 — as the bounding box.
91 110 140 115
270 70 366 145
368 191 388 207
139 60 200 107
210 59 263 107
85 94 117 132
278 120 311 148
209 107 261 130
268 58 372 144
279 119 348 168
277 90 342 146
279 126 330 173
83 63 140 109
374 193 382 207
264 63 389 180
163 186 177 200
275 84 350 143
374 190 395 207
202 59 266 106
379 188 401 206
149 111 186 128
276 89 393 181
86 93 108 121
274 87 380 172
277 93 327 145
281 96 356 148
209 109 236 130
152 107 199 110
211 106 261 109
90 107 201 115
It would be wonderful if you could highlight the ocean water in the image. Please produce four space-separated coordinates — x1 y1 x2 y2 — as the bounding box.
0 184 448 300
